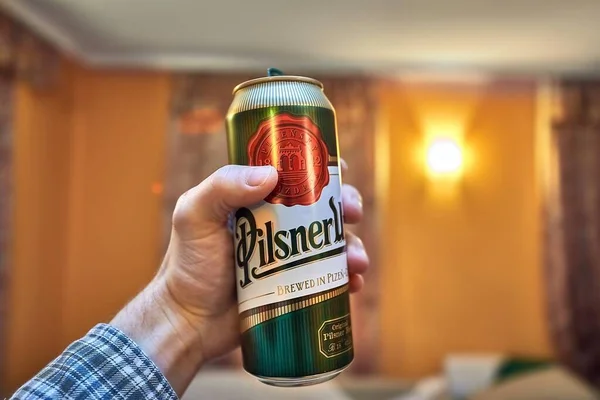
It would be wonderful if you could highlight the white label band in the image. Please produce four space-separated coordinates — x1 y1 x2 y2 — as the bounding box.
234 166 348 313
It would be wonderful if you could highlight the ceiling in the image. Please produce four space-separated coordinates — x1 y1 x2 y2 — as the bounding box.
3 0 600 75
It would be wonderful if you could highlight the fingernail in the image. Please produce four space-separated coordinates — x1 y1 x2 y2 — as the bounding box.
247 166 274 187
353 190 363 208
353 235 366 251
361 247 370 263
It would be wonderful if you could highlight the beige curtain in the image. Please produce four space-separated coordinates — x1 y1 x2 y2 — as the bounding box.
166 73 380 373
545 81 600 387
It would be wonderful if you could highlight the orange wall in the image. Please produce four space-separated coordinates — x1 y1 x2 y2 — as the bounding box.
63 66 170 343
379 80 552 378
5 62 170 393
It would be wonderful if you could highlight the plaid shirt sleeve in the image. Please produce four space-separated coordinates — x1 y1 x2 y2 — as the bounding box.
11 324 178 400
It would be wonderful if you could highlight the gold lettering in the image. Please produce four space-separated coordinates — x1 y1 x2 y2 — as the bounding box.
327 271 345 284
276 278 321 296
323 331 346 341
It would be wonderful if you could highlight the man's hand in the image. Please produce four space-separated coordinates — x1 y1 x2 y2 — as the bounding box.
111 163 369 396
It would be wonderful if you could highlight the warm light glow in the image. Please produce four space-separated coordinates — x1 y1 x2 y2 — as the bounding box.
426 138 463 174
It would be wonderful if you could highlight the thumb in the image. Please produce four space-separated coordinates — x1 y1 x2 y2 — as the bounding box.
173 165 278 238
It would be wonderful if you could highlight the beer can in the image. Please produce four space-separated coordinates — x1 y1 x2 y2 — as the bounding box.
226 68 353 387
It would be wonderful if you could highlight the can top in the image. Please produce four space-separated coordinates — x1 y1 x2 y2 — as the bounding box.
233 68 323 94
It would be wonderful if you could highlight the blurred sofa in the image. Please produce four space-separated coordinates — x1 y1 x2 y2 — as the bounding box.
469 367 598 400
422 366 598 400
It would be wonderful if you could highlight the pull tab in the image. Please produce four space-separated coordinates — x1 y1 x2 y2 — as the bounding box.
267 67 284 77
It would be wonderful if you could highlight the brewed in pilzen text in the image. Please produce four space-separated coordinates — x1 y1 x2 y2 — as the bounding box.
235 196 344 288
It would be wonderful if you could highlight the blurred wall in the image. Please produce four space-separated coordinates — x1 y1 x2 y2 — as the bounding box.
5 61 170 392
378 80 552 378
62 65 170 343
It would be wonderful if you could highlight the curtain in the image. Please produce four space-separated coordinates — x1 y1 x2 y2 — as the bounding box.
316 76 379 373
167 73 262 368
0 13 59 88
0 69 12 393
165 73 253 245
0 11 59 391
166 73 380 373
545 81 600 387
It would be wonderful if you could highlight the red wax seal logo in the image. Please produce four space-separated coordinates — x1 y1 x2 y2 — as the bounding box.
248 113 330 207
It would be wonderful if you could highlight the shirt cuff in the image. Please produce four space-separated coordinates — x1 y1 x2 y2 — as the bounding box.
13 323 178 400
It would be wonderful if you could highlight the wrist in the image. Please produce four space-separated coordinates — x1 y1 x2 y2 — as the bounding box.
111 279 205 396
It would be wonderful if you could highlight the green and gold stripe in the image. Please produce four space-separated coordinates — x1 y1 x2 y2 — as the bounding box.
240 285 349 332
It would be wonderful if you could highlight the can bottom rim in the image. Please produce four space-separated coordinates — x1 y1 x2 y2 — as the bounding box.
252 363 352 388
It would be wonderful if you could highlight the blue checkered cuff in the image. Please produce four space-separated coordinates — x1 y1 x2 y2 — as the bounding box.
11 323 178 399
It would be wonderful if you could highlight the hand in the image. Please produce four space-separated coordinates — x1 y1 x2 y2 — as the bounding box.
111 162 369 395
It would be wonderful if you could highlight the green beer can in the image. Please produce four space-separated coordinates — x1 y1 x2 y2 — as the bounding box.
226 68 354 387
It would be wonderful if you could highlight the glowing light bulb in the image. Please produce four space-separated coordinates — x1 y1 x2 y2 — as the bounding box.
426 139 463 174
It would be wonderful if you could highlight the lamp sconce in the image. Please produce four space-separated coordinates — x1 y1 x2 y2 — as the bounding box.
426 138 463 178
